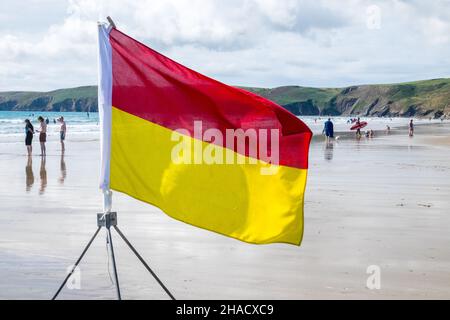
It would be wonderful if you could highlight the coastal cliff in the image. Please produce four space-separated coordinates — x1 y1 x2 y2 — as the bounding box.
1 78 449 118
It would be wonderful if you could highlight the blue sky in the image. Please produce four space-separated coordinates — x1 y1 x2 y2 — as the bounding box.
1 0 450 91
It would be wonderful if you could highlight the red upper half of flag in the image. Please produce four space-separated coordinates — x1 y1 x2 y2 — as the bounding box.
109 28 312 170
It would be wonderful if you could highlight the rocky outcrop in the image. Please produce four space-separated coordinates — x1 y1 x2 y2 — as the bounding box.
52 98 97 112
0 100 18 111
282 99 320 115
27 96 53 111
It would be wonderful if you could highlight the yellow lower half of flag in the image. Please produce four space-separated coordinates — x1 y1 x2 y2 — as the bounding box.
110 107 308 245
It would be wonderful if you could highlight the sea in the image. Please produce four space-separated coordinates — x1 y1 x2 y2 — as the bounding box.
0 110 443 143
0 111 99 143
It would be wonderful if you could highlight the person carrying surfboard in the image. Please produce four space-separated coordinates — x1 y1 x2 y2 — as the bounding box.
355 117 362 138
350 117 367 138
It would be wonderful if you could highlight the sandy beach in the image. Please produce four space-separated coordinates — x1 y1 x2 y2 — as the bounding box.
0 119 449 299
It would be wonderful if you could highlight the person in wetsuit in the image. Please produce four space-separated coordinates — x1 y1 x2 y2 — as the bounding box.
24 119 34 156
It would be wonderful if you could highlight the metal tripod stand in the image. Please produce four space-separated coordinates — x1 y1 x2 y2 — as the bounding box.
51 212 175 300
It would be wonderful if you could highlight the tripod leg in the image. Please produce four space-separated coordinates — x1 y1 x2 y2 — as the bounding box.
107 226 122 300
52 226 101 300
113 225 176 300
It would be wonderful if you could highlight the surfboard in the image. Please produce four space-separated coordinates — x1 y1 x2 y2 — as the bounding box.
350 121 368 130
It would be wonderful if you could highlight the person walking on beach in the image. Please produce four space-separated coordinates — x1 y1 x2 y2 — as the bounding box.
409 119 414 137
36 116 47 156
24 119 34 156
58 116 67 152
323 118 334 142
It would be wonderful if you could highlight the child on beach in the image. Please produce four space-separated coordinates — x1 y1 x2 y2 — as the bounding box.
58 116 67 152
24 119 34 156
36 116 47 156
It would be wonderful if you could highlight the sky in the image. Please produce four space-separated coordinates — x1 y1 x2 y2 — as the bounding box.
1 0 450 91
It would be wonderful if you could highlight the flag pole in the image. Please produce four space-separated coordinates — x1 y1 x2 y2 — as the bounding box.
103 189 112 213
51 17 175 300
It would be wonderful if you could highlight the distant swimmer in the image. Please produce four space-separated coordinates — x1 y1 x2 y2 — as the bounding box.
323 118 334 142
409 119 414 137
45 118 49 125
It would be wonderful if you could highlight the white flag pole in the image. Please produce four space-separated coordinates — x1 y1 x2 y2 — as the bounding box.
97 19 113 213
53 18 175 300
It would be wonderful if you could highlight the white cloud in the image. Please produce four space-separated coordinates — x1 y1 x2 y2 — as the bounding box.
0 0 450 91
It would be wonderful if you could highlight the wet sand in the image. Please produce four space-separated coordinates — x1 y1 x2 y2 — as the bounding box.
0 123 449 299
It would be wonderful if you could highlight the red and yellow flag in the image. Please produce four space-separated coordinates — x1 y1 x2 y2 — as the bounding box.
98 24 312 245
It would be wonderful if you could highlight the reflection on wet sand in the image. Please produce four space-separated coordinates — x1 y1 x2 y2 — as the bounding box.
59 151 66 184
25 156 34 192
39 156 47 195
324 141 334 161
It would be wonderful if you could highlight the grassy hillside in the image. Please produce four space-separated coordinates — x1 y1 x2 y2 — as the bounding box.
0 86 97 112
240 86 340 107
243 78 450 118
1 79 450 118
329 79 450 117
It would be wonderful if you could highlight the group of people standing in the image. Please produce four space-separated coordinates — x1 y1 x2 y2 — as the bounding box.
24 116 66 156
322 117 415 141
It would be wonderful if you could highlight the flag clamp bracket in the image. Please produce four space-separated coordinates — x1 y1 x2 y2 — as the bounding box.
97 212 117 228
